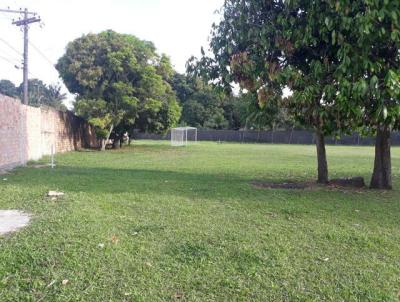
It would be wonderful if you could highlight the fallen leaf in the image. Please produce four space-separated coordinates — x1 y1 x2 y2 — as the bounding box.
62 279 69 286
111 235 119 244
144 261 153 267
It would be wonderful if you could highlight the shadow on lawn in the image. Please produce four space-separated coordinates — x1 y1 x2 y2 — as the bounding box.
5 164 399 226
9 165 250 197
7 164 391 202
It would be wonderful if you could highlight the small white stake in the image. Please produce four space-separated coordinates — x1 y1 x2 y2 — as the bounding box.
51 144 55 169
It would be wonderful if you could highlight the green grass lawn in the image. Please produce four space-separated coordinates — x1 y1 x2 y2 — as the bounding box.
0 141 400 301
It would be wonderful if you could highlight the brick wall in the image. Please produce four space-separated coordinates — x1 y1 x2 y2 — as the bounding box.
0 94 98 170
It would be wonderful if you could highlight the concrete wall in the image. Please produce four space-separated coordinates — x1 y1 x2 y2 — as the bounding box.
0 94 98 170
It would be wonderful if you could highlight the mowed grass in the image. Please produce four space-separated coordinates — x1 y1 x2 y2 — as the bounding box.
0 141 400 301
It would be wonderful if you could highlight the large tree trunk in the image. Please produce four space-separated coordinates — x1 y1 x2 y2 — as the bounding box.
101 124 114 151
100 140 107 151
113 134 121 149
315 129 329 184
370 126 392 190
113 136 123 149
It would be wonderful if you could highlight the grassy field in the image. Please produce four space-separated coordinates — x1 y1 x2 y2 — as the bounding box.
0 141 399 301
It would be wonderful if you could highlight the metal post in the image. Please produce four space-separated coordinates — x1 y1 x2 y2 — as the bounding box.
51 144 55 168
24 9 29 105
23 8 29 105
0 7 41 105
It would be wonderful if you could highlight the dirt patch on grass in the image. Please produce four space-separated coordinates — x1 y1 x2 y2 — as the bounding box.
252 177 367 191
329 177 366 188
251 181 314 190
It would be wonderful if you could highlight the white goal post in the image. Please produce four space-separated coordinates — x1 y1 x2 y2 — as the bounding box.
171 127 198 146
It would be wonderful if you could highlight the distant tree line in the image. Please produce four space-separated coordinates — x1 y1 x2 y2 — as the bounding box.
0 78 67 111
172 73 296 131
1 32 299 148
54 30 294 151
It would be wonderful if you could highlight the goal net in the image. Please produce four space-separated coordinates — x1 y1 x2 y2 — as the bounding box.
171 127 198 146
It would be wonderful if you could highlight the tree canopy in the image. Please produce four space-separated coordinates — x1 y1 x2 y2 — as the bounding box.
172 74 232 129
172 73 293 131
0 78 67 111
0 79 18 98
189 0 400 188
189 0 343 183
56 30 181 149
328 0 400 189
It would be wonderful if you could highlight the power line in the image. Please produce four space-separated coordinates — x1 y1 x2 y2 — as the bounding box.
29 40 54 67
0 54 20 67
0 47 21 65
0 12 12 20
0 37 22 56
0 47 21 63
0 55 39 82
1 7 41 104
28 70 38 79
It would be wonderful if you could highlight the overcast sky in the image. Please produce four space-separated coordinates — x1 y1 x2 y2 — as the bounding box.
0 0 224 104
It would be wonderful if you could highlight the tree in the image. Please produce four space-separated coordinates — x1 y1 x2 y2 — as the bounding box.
19 79 67 111
328 1 400 189
239 92 295 131
0 80 18 97
0 78 67 110
136 53 182 135
189 0 350 184
56 30 181 150
172 74 237 129
172 73 194 105
181 99 207 127
204 108 229 129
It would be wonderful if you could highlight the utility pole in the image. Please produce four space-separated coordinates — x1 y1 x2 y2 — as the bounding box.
0 8 41 105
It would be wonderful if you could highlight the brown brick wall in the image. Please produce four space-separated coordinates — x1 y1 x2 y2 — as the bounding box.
0 94 98 169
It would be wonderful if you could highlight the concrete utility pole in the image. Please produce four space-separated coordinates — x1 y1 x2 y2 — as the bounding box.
0 8 41 105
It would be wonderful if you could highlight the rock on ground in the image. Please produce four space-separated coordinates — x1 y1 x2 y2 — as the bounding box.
0 210 30 236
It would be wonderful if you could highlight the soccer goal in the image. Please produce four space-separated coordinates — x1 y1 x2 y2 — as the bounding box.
171 127 198 146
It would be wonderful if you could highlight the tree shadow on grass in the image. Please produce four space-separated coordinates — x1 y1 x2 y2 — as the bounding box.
8 166 248 198
7 163 397 206
4 164 400 228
